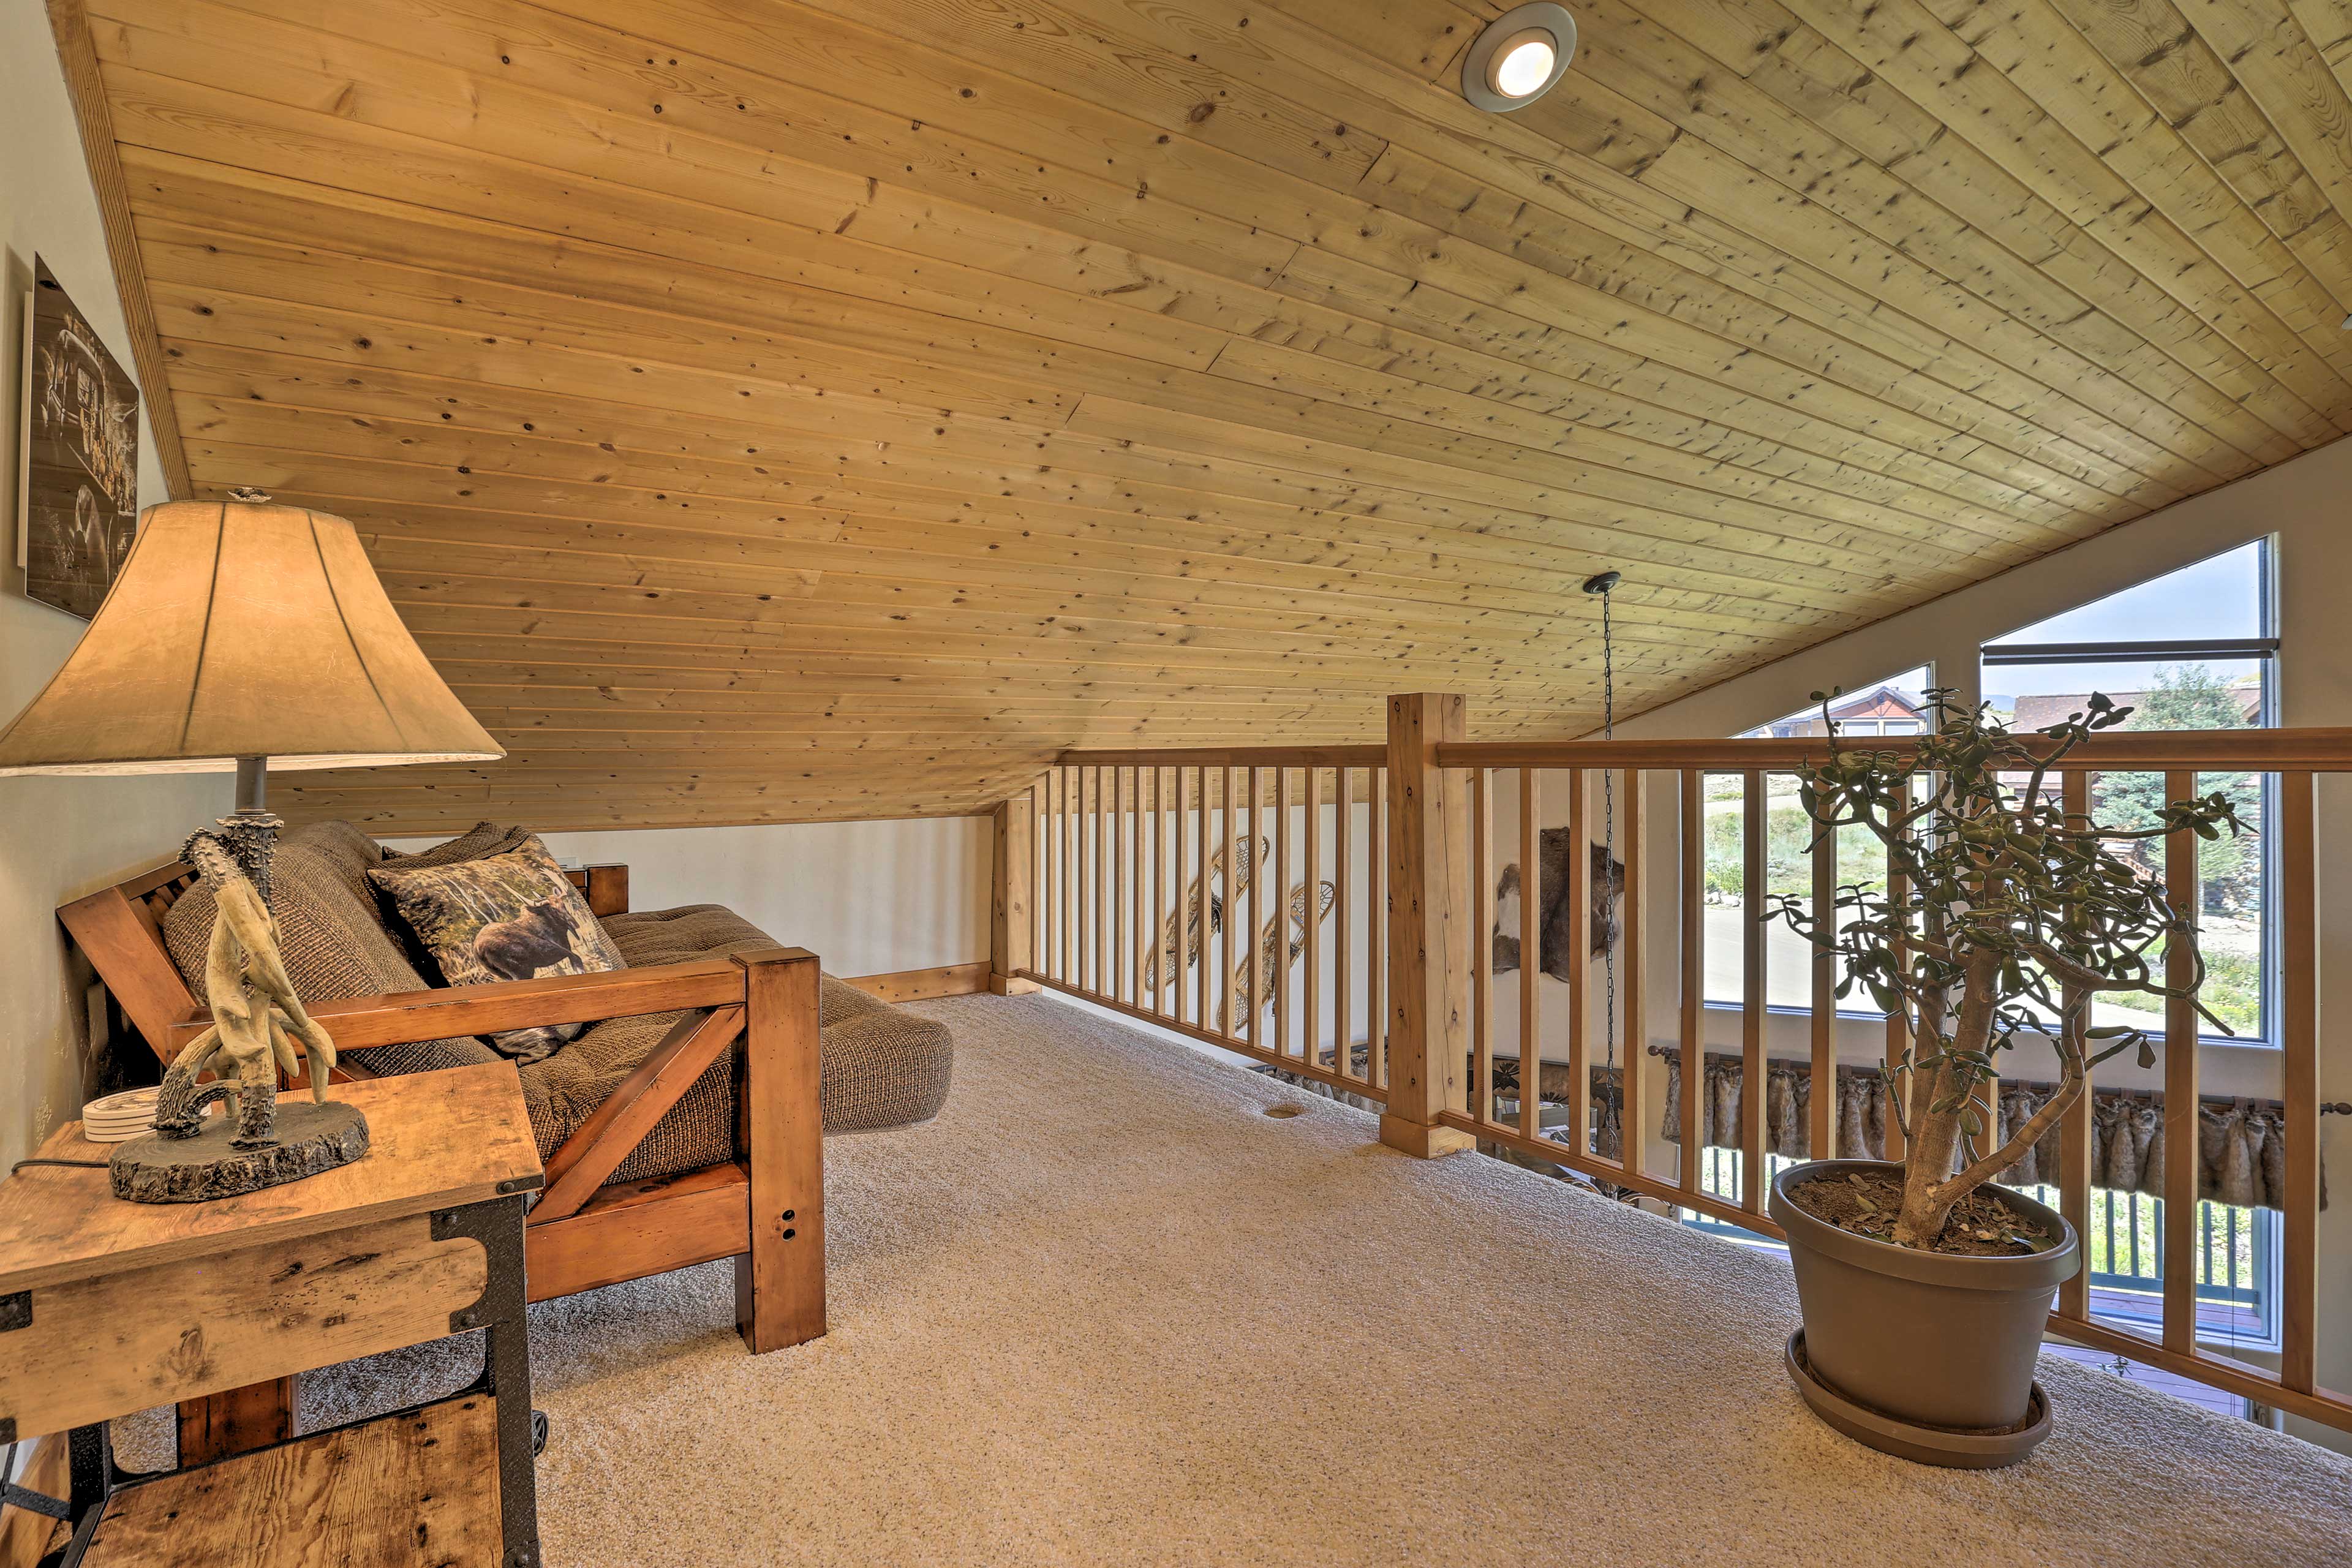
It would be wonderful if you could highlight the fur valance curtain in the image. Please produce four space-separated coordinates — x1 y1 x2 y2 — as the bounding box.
1653 1051 2313 1214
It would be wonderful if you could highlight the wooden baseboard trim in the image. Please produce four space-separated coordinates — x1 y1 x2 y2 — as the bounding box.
842 961 990 1003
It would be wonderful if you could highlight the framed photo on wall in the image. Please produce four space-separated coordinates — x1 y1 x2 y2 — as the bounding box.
17 257 139 620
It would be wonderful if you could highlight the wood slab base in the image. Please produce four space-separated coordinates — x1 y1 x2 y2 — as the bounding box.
110 1102 371 1205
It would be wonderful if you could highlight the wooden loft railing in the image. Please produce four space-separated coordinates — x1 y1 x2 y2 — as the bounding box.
990 695 2352 1436
993 745 1392 1105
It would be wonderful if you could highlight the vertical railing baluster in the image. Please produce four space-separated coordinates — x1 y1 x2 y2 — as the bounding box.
1520 767 1542 1143
1619 771 1646 1179
2162 769 2199 1357
1679 769 1703 1198
1809 789 1836 1161
1276 766 1295 1062
1196 766 1212 1032
1041 770 1054 985
1232 761 1251 1044
1114 769 1129 1005
1741 768 1766 1212
2059 768 2094 1322
1883 816 1909 1163
1077 767 1088 989
1094 767 1107 998
1176 767 1194 1027
1130 767 1145 1006
1048 768 1063 985
1473 768 1493 1124
1076 766 1087 995
1030 778 1045 981
2282 769 2318 1392
1306 766 1324 1074
1566 767 1589 1153
1150 767 1167 1017
1336 767 1355 1079
1247 766 1263 1046
1370 767 1387 1089
1066 767 1079 988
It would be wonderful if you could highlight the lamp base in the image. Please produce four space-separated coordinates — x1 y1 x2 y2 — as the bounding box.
217 756 282 908
110 1101 369 1204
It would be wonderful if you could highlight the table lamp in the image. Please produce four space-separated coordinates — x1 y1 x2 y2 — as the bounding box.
0 489 502 1199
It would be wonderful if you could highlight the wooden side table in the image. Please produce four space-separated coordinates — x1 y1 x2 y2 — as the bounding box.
0 1061 546 1567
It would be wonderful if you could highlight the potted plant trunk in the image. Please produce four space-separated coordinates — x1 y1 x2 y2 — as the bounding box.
1764 690 2242 1467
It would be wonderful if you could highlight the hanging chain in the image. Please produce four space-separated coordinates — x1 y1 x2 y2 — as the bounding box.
1599 584 1618 1133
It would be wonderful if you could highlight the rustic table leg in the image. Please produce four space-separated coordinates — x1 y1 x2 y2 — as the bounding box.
434 1196 540 1568
175 1377 294 1466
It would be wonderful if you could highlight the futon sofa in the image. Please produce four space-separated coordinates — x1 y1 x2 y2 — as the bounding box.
63 816 956 1411
155 822 956 1188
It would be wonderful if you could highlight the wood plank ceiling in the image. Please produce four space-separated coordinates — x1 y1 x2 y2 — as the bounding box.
64 0 2352 832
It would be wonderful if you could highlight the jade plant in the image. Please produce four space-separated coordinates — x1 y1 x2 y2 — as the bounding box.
1767 690 2244 1248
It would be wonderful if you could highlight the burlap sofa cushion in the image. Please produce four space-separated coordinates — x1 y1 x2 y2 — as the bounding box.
539 906 956 1183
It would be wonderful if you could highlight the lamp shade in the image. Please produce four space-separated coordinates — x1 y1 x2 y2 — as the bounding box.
0 497 502 774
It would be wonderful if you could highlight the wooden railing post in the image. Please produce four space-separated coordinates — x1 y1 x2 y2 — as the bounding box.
734 946 826 1353
1379 693 1475 1158
990 793 1040 995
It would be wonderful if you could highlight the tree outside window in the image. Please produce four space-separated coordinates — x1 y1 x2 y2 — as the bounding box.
1982 542 2274 1042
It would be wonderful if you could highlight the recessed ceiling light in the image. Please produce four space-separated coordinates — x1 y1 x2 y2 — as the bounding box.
1462 4 1577 113
1491 29 1557 97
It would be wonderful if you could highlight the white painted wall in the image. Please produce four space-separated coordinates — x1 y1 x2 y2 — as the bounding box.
0 10 222 1171
382 817 992 980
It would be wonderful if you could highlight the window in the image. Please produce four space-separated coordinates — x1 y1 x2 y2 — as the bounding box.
1984 540 2284 1387
1981 540 2275 1044
1703 668 1931 1007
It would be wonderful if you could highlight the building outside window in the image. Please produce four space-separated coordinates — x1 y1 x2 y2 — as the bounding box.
1701 667 1931 1008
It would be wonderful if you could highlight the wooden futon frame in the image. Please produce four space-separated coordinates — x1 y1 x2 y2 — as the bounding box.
60 857 823 1463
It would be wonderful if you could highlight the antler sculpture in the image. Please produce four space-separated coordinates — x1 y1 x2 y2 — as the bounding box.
152 830 339 1147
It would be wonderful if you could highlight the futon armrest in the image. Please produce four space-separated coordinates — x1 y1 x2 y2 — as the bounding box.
164 954 773 1055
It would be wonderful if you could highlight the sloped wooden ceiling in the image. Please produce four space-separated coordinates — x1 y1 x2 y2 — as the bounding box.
66 0 2352 832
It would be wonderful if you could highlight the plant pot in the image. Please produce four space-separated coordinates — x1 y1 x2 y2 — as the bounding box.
1770 1159 2079 1467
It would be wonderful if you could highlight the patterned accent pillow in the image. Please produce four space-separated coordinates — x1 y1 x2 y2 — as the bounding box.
368 837 627 1063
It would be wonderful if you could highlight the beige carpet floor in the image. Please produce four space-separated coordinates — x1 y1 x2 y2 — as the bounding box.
123 993 2352 1565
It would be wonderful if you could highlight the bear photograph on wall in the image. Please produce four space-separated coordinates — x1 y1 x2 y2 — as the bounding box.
18 257 140 620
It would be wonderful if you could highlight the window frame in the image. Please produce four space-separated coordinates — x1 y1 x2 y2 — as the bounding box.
1980 539 2279 1050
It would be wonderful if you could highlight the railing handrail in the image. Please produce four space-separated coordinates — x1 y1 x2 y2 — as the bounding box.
1054 744 1386 769
1438 727 2352 770
1057 728 2352 774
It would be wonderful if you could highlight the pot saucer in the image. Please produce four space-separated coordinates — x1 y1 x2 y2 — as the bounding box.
1785 1329 2052 1469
